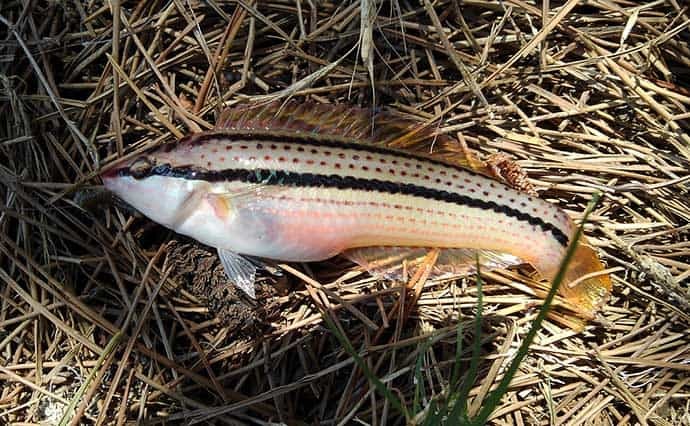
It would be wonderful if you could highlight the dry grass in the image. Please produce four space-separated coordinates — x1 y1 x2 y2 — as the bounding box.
1 0 690 424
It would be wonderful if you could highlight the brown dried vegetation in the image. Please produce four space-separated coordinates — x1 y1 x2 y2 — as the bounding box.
1 0 689 424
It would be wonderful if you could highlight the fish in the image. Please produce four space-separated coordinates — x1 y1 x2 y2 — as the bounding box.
101 102 611 319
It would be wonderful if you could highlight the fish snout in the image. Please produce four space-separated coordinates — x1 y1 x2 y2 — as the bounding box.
101 155 155 189
101 166 121 184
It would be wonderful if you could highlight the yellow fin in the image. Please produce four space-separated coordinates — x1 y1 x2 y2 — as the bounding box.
559 238 612 319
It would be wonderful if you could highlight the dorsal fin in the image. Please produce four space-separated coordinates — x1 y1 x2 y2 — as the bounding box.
215 101 486 173
213 101 537 193
217 101 376 141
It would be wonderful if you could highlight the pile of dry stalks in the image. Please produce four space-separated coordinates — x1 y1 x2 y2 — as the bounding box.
1 0 689 424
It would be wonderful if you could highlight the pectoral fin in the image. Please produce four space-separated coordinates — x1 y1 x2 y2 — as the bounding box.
218 248 258 299
206 183 292 219
343 246 523 281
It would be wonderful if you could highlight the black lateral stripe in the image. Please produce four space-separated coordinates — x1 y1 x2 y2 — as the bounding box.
170 130 485 178
123 165 569 247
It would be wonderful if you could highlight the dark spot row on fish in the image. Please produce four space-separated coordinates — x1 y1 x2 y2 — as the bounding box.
161 130 487 180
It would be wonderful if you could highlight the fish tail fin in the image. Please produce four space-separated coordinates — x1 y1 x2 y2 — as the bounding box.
558 237 612 319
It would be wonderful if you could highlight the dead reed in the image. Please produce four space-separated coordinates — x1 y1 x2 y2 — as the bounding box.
1 0 689 424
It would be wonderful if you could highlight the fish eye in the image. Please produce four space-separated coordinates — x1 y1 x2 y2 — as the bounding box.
129 157 153 179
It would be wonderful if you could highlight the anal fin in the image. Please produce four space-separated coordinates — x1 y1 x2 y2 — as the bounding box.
343 246 523 281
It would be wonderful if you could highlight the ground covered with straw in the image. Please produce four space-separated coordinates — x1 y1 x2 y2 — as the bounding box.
1 0 690 424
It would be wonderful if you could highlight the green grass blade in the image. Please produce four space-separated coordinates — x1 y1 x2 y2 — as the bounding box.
458 263 483 404
321 313 410 420
424 403 441 426
446 389 471 424
449 321 464 390
413 337 433 415
443 264 484 423
470 193 602 425
58 331 123 425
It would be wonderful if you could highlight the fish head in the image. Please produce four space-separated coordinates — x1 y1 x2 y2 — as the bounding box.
101 153 204 228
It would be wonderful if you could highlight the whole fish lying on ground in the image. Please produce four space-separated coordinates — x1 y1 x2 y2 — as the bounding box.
102 102 611 320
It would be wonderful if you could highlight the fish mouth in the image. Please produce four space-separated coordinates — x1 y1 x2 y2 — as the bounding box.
100 158 133 190
101 166 129 181
101 155 139 183
101 167 118 180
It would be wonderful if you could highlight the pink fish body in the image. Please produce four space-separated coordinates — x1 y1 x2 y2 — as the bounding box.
103 103 611 317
